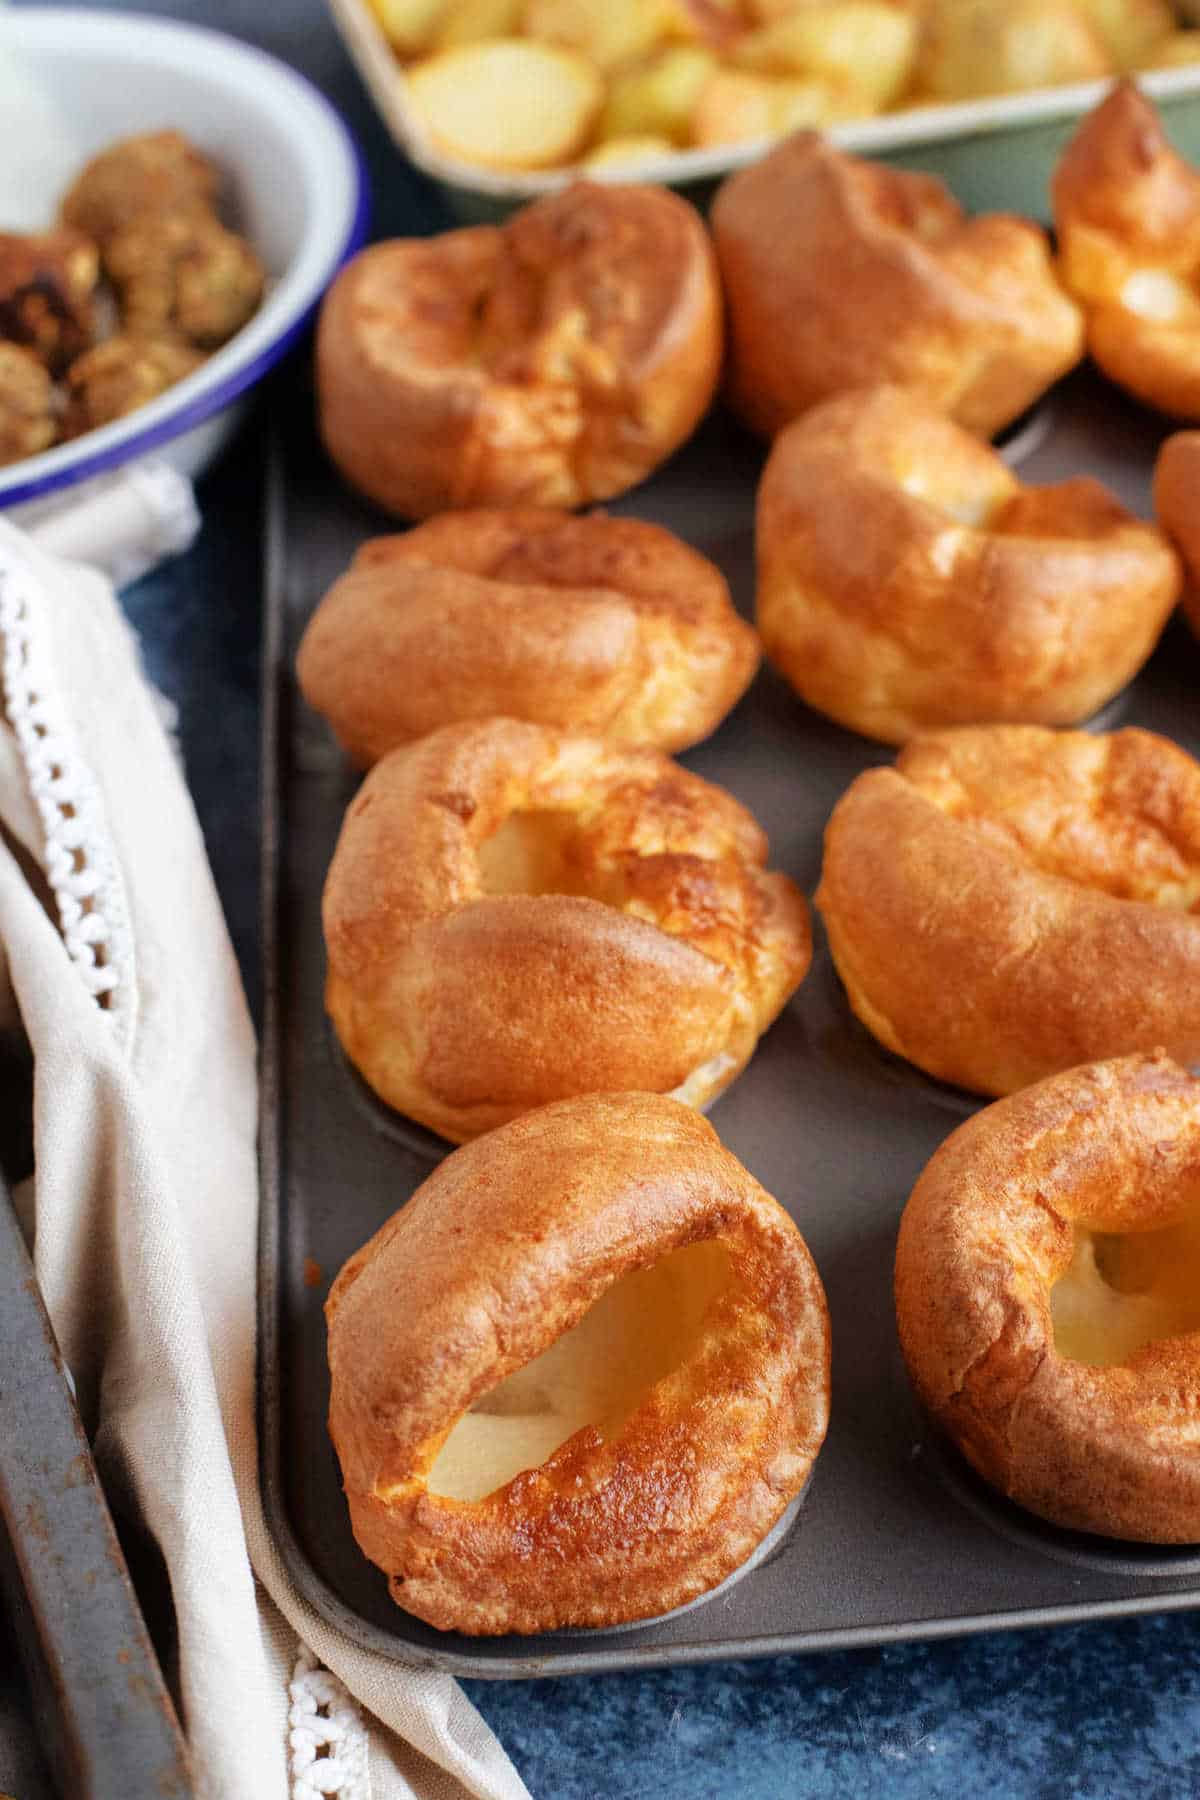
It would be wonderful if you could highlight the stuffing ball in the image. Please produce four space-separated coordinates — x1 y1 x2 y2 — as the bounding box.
0 343 58 466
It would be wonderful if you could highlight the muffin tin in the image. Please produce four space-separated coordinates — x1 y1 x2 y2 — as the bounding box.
259 366 1200 1677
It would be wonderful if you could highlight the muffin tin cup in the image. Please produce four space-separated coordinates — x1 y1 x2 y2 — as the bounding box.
919 1417 1200 1583
546 1492 811 1642
260 368 1200 1678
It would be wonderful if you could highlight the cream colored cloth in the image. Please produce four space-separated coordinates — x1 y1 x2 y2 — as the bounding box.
0 513 531 1800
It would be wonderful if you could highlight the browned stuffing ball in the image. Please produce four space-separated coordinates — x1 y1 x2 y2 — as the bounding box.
0 344 58 466
59 130 219 251
0 228 99 374
62 334 203 436
0 130 266 471
105 210 265 350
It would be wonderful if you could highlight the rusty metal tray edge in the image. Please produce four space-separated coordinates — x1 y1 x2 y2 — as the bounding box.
0 1169 193 1784
256 395 1200 1680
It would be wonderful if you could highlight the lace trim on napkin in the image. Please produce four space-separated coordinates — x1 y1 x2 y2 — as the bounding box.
0 543 135 1030
289 1649 371 1799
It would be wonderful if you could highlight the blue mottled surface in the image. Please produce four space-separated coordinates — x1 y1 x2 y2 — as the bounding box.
8 4 1200 1798
464 1614 1200 1798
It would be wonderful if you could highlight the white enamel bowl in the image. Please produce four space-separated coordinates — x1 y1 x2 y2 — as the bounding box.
0 7 368 512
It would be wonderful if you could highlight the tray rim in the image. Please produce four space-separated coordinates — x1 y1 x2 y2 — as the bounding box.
255 421 1200 1680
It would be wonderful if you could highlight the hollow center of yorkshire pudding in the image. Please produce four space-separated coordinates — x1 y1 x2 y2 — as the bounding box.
425 1240 732 1504
475 809 615 903
1051 1213 1200 1367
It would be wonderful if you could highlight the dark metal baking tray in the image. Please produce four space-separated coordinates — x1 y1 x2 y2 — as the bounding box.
259 368 1200 1678
0 1153 192 1795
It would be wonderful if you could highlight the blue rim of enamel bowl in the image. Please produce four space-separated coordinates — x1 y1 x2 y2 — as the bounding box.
0 12 371 508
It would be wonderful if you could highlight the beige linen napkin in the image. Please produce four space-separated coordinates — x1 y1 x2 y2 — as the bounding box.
0 514 531 1800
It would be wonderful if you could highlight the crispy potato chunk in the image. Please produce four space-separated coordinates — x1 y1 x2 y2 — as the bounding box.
744 0 828 20
522 0 676 70
368 0 448 54
434 0 524 47
584 133 678 168
1074 0 1175 70
665 0 744 49
918 0 1112 101
1138 30 1200 69
407 40 603 168
733 4 920 110
692 66 872 145
598 46 717 145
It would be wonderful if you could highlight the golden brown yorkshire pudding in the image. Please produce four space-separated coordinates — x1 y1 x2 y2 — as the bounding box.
1152 429 1200 637
1053 82 1200 418
896 1053 1200 1543
709 132 1084 441
323 718 810 1142
817 725 1200 1097
326 1091 832 1634
315 183 723 521
756 386 1181 744
296 509 759 764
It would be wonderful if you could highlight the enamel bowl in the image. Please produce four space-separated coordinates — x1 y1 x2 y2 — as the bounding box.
0 7 368 514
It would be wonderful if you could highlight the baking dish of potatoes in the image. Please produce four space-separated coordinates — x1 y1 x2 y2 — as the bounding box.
260 93 1200 1672
328 0 1200 218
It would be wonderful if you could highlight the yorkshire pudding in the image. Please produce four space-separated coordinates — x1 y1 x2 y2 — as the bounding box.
896 1053 1200 1543
1153 429 1200 637
323 718 810 1142
315 182 723 520
1053 82 1200 419
817 724 1200 1097
756 386 1181 743
296 508 759 764
326 1091 832 1633
710 131 1084 441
